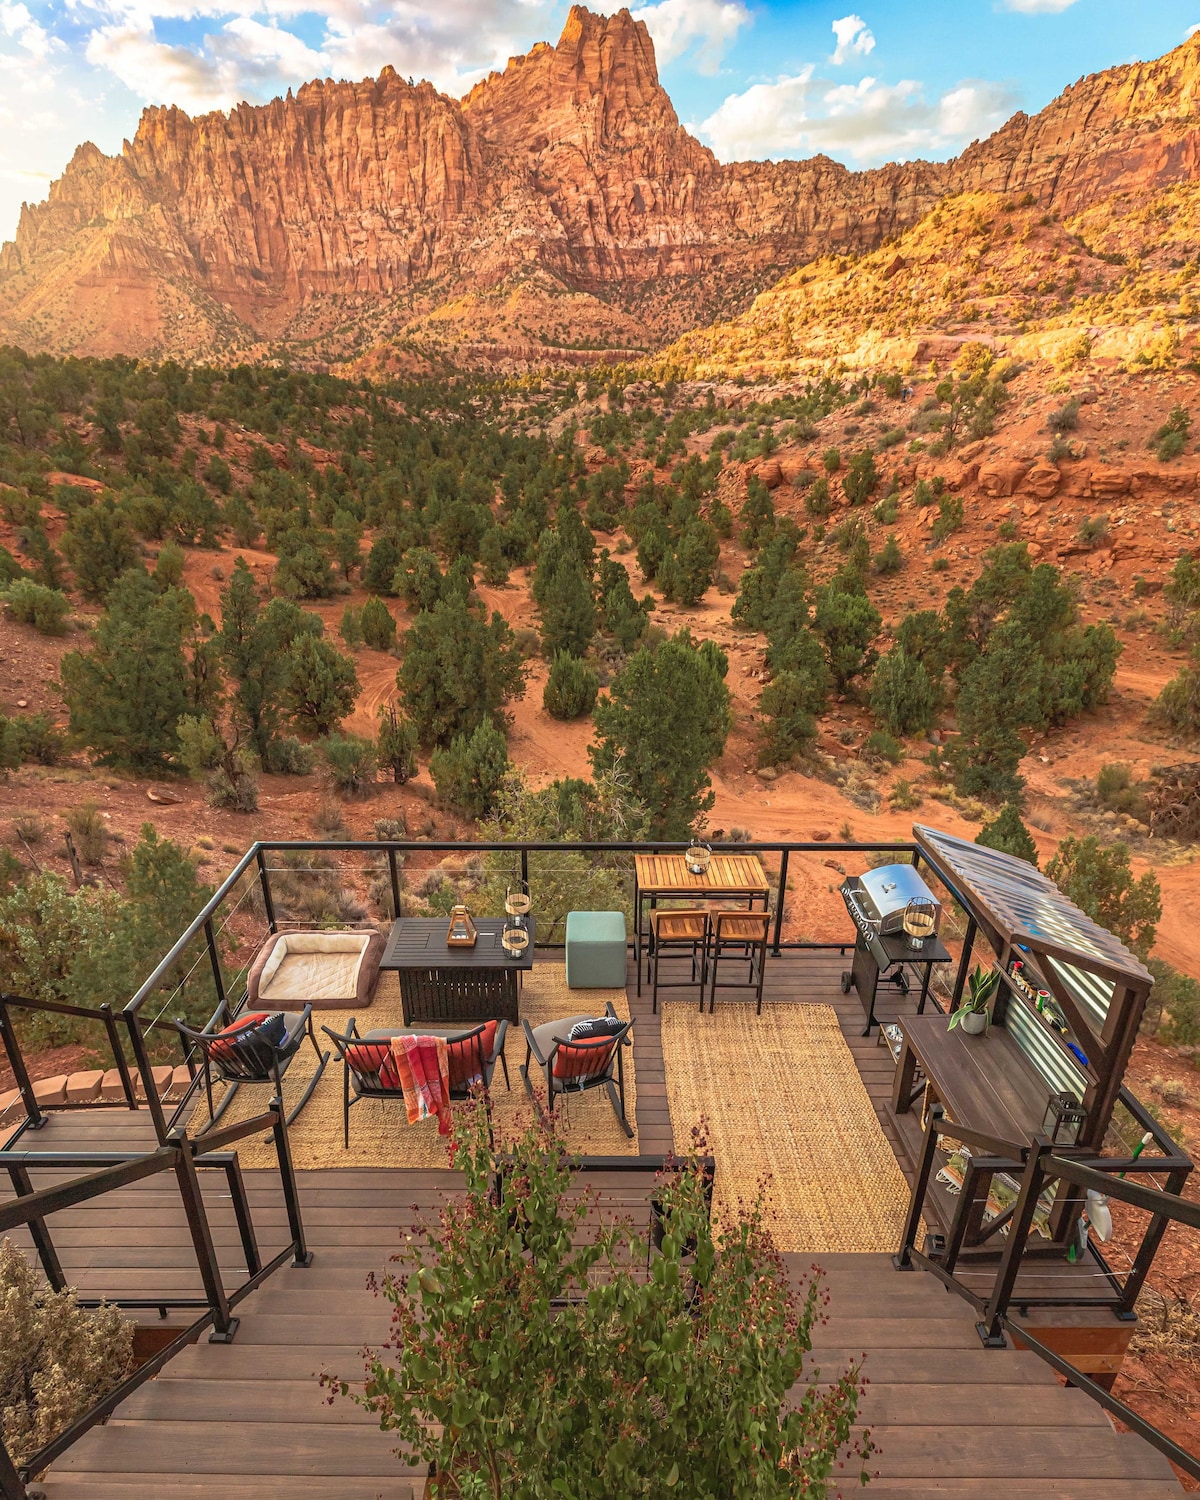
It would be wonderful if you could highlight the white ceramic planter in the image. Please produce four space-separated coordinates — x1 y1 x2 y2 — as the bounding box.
960 1010 988 1036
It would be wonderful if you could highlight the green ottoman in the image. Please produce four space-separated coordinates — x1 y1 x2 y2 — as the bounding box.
565 911 628 989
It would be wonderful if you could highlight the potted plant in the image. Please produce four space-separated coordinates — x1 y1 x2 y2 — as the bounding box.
949 965 1000 1035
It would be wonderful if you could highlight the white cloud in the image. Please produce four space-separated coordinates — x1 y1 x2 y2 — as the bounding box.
1 1 59 60
587 0 749 74
1187 23 1200 39
830 14 874 66
699 69 1014 165
1002 0 1080 13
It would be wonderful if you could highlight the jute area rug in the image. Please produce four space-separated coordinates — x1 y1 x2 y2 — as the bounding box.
191 964 638 1169
660 1002 910 1254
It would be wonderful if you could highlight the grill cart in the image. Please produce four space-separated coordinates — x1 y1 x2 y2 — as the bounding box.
840 864 952 1034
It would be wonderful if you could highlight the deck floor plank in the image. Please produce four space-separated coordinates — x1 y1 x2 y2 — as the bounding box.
1 950 1178 1497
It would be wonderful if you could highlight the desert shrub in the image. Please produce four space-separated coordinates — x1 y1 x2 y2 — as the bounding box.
1077 515 1109 547
543 653 599 721
872 492 898 526
814 582 881 692
889 778 921 811
1045 834 1160 956
61 498 142 602
7 712 64 766
1150 406 1190 462
1048 435 1073 463
931 492 964 542
804 476 832 516
758 672 817 765
738 476 775 550
1095 763 1148 821
868 648 935 739
1148 958 1200 1047
430 716 510 818
976 803 1038 865
359 595 396 651
284 634 360 736
863 730 903 765
841 450 878 506
1150 645 1200 739
66 802 108 865
4 578 69 635
822 447 842 473
264 735 316 775
0 1238 136 1467
339 604 364 648
398 594 526 748
154 540 186 590
872 534 904 574
377 703 419 783
1048 398 1080 433
321 732 378 795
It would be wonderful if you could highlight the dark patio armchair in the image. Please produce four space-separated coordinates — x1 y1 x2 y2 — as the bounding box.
322 1018 509 1148
176 1005 329 1134
520 1000 633 1138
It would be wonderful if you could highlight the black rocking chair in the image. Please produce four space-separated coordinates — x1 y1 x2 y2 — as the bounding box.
176 1003 329 1135
520 1000 634 1138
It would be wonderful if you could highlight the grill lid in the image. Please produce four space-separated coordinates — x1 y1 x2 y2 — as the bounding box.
858 863 936 920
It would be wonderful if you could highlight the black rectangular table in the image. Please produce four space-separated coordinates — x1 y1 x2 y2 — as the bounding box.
380 917 535 1025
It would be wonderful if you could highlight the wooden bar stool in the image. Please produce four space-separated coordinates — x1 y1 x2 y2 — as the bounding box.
649 909 710 1014
706 911 771 1014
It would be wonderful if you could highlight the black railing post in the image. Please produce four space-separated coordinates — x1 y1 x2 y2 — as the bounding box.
948 916 977 1016
977 1135 1053 1347
255 846 277 933
771 850 789 957
223 1158 262 1277
387 847 401 919
271 1095 312 1267
0 994 44 1132
204 919 226 1014
0 1434 24 1500
99 1002 137 1110
894 1104 943 1270
520 846 529 891
169 1132 238 1343
6 1162 66 1291
124 1011 169 1145
1117 1164 1191 1319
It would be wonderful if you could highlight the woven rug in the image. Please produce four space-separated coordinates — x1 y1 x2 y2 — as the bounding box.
192 964 638 1168
659 1002 910 1253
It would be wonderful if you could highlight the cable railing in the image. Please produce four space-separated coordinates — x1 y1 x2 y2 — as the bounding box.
894 1100 1200 1481
0 1096 310 1499
111 836 923 1145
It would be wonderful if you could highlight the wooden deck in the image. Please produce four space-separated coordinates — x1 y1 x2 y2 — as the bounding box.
2 950 1183 1497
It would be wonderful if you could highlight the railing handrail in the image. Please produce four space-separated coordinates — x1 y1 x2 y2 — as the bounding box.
123 835 920 1019
1 990 138 1129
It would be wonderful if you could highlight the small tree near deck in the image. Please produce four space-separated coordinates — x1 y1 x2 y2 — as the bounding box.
332 1110 868 1500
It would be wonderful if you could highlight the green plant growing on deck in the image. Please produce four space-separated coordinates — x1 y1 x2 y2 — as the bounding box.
335 1109 869 1499
948 965 1000 1032
0 1239 135 1468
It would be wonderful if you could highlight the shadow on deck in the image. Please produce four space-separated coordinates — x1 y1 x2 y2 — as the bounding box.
1 950 1183 1497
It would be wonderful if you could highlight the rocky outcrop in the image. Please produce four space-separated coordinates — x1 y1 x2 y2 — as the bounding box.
2 8 1200 362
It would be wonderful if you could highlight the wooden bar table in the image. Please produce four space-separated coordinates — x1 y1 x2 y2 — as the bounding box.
633 853 770 995
381 917 535 1025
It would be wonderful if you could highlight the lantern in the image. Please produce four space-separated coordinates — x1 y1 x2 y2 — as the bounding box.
446 905 478 948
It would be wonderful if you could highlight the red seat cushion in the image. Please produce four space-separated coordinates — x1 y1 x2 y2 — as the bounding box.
345 1041 401 1089
446 1020 498 1088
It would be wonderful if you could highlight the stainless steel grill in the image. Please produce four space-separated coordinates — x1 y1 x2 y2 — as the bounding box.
841 863 941 942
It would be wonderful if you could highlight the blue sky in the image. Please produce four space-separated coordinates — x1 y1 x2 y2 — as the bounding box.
1 0 1198 243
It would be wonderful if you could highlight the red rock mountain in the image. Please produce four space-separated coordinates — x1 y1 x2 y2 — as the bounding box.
2 7 1199 365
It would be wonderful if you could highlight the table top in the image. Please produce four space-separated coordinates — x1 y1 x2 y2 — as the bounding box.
634 852 770 897
899 1014 1053 1151
381 916 536 972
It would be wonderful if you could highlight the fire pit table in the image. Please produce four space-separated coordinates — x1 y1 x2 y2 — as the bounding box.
381 916 536 1025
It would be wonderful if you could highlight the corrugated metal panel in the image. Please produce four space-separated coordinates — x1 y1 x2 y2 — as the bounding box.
914 825 1152 988
1007 1000 1089 1100
1045 955 1113 1030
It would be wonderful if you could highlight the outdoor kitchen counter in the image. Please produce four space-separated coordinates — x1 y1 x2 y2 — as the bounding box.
891 1014 1054 1151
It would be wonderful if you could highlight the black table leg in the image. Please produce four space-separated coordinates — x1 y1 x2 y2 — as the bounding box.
917 962 933 1015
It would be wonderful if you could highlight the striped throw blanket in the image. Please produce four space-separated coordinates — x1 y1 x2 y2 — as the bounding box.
390 1035 452 1135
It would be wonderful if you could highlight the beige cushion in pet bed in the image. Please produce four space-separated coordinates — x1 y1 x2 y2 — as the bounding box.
246 930 384 1011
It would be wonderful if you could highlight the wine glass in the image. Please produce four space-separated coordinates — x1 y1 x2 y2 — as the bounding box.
502 917 530 959
506 880 531 917
903 897 936 950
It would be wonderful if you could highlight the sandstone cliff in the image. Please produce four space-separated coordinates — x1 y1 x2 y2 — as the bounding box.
2 9 1198 365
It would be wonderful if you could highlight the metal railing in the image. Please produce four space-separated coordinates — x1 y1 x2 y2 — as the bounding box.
0 1097 310 1498
895 1101 1200 1481
111 837 922 1145
1 992 138 1129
